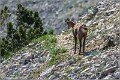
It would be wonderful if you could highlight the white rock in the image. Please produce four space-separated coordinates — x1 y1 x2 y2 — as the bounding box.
45 54 50 61
86 21 92 26
103 75 112 79
114 71 120 79
57 62 66 67
81 68 90 74
40 65 55 77
101 54 108 59
94 64 100 67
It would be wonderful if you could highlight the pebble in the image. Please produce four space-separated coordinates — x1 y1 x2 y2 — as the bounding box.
114 71 120 79
40 65 55 77
57 62 66 67
67 59 75 65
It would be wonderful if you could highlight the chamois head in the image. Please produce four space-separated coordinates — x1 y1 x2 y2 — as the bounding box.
65 18 75 29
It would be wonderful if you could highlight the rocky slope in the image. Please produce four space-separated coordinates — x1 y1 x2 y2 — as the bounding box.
0 0 120 80
0 0 100 35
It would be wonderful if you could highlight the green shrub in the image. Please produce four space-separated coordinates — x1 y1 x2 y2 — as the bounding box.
0 6 11 31
7 22 13 37
48 56 57 66
31 34 66 66
49 48 67 66
32 34 57 51
47 27 54 34
1 4 43 59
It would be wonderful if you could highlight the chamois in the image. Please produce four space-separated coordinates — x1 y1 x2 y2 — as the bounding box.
65 18 88 54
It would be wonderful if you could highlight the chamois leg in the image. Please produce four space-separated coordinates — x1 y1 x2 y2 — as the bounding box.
74 29 77 54
74 36 77 54
79 38 82 55
83 37 86 53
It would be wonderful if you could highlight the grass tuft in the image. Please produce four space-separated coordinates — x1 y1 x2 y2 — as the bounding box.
48 48 67 66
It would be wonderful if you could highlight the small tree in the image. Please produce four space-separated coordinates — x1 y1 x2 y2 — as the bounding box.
1 4 44 59
26 28 34 40
7 22 13 38
34 12 43 32
13 30 20 49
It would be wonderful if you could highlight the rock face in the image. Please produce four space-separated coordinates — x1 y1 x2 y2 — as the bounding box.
0 0 100 35
0 0 120 80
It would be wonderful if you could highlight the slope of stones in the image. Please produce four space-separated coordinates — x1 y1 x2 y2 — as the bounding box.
0 0 120 80
33 0 120 79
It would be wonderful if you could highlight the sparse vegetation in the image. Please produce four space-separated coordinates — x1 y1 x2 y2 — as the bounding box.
32 34 57 51
1 4 43 59
12 72 19 79
0 6 10 27
65 68 72 73
48 48 67 66
47 27 54 34
31 34 67 66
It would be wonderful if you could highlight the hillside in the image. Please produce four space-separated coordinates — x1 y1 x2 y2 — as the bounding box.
0 0 100 35
0 0 120 80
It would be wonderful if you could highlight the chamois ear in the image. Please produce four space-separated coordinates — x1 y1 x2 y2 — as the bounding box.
65 18 70 22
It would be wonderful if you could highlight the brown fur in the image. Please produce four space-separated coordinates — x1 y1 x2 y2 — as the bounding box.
65 18 88 54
